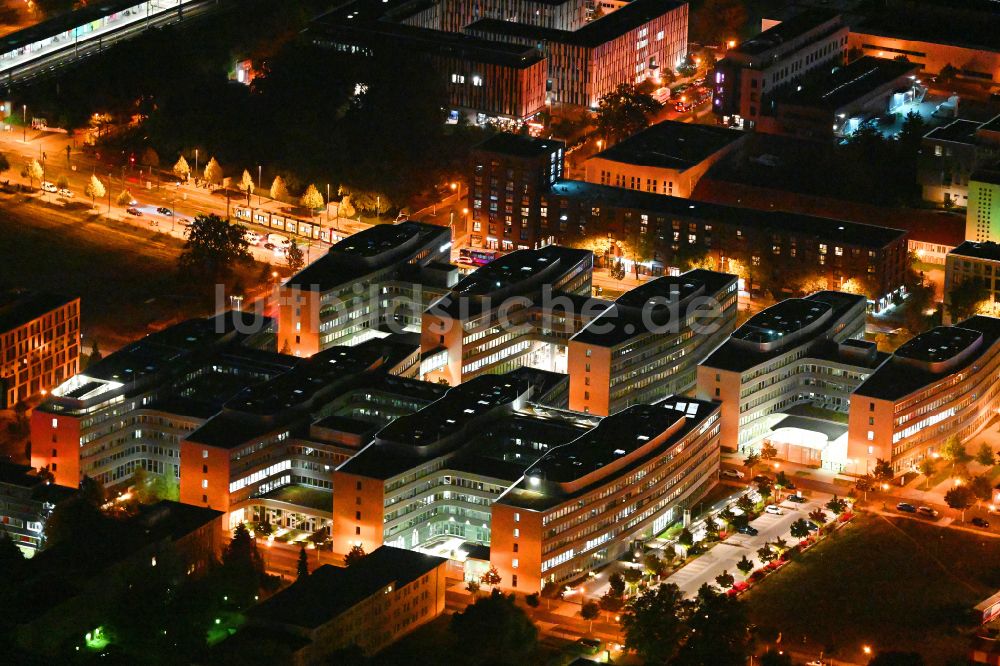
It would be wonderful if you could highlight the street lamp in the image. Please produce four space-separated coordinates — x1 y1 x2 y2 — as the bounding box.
22 104 26 143
257 165 262 205
863 645 872 656
194 149 199 182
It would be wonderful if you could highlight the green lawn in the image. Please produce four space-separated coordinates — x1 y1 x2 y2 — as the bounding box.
745 513 1000 664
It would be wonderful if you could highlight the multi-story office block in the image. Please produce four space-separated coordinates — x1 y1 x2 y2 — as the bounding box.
331 372 587 557
30 312 281 489
848 316 1000 476
0 289 79 407
967 166 1000 243
0 462 75 554
698 291 887 468
713 9 848 128
945 241 1000 322
568 269 738 416
491 396 721 592
420 245 597 386
583 120 747 199
468 133 565 251
278 221 457 357
920 116 1000 208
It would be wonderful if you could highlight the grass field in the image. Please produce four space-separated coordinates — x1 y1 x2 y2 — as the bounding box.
745 513 1000 664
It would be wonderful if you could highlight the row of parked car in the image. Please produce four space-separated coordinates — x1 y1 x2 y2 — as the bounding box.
41 181 73 198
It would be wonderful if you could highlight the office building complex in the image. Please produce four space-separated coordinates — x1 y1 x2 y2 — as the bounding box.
848 316 1000 476
278 221 456 357
712 10 848 128
920 115 1000 209
0 290 79 408
245 547 447 660
945 241 1000 322
698 291 887 469
491 397 721 592
420 245 597 387
968 166 1000 243
583 120 747 199
567 269 738 416
0 462 75 554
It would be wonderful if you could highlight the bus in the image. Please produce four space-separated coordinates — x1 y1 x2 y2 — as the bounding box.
459 248 499 266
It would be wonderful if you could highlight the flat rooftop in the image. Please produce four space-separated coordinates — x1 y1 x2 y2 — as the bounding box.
450 245 590 297
733 298 833 344
0 290 75 333
950 241 1000 262
249 546 446 629
853 4 1000 53
734 8 841 57
592 120 745 172
972 166 1000 187
773 57 918 111
924 119 985 145
547 180 907 248
854 316 1000 401
474 133 564 159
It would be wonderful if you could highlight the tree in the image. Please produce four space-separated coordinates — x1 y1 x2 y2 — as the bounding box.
736 494 754 514
580 600 600 632
595 83 661 144
480 565 502 587
826 495 848 515
975 443 996 467
743 452 760 474
757 544 777 563
450 589 537 664
525 592 540 609
220 523 264 607
941 435 972 468
948 278 989 322
270 175 289 201
203 157 223 185
286 240 305 271
465 580 480 597
675 585 752 666
970 475 993 504
873 458 894 483
623 566 643 594
608 571 627 597
719 505 736 527
774 470 791 489
944 485 975 521
692 0 747 45
808 508 828 525
339 193 356 218
173 155 190 180
643 552 667 580
790 518 812 539
760 441 778 465
117 189 134 206
621 583 689 665
599 589 624 617
178 214 252 279
24 158 43 188
919 457 937 486
0 528 25 573
344 543 366 566
299 183 325 215
678 526 694 550
296 546 309 579
0 152 9 176
84 174 106 208
239 169 255 204
140 147 160 168
736 555 754 576
56 174 69 190
715 569 735 589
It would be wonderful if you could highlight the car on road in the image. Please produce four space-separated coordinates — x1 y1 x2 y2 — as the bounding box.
896 502 916 513
764 505 783 515
41 181 57 193
737 525 759 536
58 188 73 198
575 638 601 654
971 517 991 528
917 506 939 518
126 207 143 217
786 494 807 503
721 469 745 480
156 207 172 216
805 521 819 531
244 231 262 245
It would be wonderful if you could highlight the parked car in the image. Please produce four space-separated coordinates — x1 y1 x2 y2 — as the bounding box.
896 502 916 513
721 469 745 480
764 505 783 515
917 506 939 518
737 525 759 536
41 181 57 193
971 517 991 528
58 188 73 198
126 207 142 216
156 206 172 216
576 638 601 655
243 230 262 245
805 521 819 532
787 494 807 503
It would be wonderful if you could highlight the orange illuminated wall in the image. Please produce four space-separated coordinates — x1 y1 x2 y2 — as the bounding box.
420 310 464 386
0 296 80 407
490 503 543 593
695 365 741 450
567 341 612 415
277 286 320 357
331 469 386 557
845 396 894 477
849 31 1000 82
29 410 80 488
179 439 231 516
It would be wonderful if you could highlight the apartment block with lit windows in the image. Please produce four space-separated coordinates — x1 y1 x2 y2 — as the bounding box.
920 116 1000 208
697 291 888 467
712 9 848 128
420 245 599 386
278 222 457 357
331 371 590 557
567 269 738 416
491 397 721 593
967 166 1000 244
0 289 79 408
944 241 1000 323
847 316 1000 476
30 312 281 489
0 461 75 554
179 337 438 532
467 133 565 251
